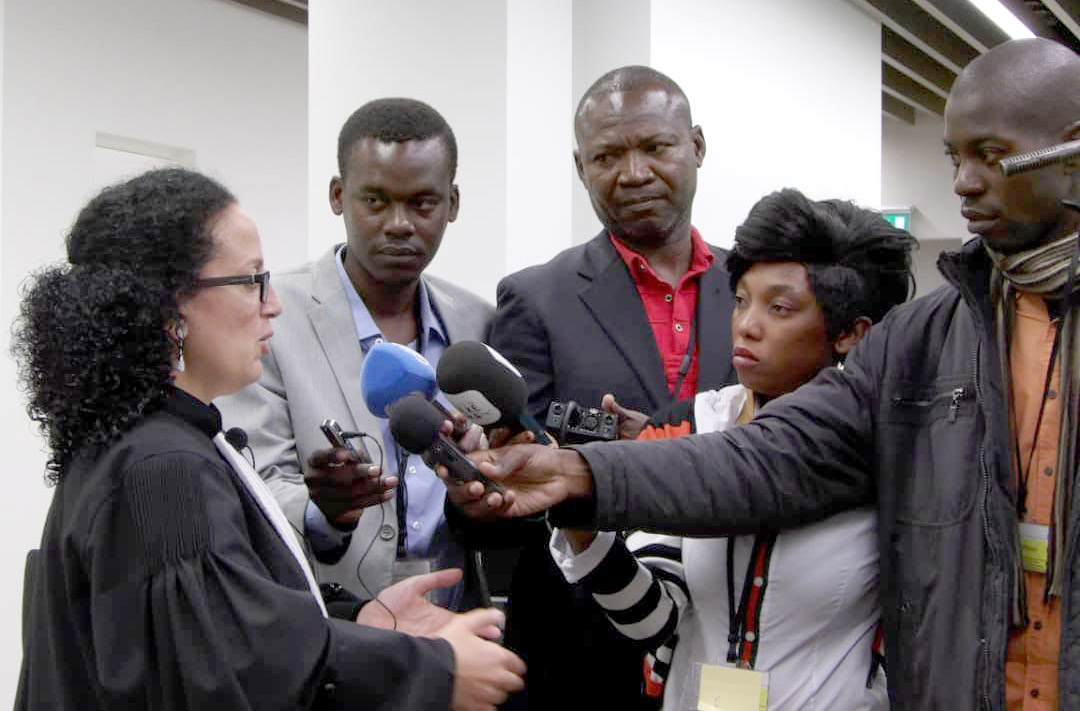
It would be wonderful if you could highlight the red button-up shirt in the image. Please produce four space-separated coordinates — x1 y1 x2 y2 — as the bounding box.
610 227 714 401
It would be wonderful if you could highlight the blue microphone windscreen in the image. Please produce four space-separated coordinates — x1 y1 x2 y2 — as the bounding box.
360 342 438 417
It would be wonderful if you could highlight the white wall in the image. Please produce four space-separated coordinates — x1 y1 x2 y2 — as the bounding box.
882 111 967 240
0 0 306 703
651 0 882 248
506 0 575 272
881 112 967 297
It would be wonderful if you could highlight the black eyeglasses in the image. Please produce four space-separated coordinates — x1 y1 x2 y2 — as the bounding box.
193 271 271 303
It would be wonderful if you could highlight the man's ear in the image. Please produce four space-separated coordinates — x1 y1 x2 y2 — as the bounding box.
574 150 586 183
329 176 345 216
833 316 872 358
448 184 460 223
691 125 706 167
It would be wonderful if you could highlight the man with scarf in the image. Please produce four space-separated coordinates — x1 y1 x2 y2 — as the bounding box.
464 38 1080 710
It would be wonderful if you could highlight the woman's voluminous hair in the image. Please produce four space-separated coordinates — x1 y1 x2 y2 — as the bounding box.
726 188 917 341
12 168 234 483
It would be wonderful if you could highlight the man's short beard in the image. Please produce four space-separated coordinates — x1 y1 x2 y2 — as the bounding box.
992 220 1062 255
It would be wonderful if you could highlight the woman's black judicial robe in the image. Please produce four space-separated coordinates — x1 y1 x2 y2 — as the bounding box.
15 390 455 710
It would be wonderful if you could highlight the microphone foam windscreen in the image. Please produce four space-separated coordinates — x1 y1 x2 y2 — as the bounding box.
436 341 527 426
386 393 445 453
361 342 438 417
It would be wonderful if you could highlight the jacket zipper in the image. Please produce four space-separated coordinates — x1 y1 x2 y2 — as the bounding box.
974 343 995 711
890 386 967 422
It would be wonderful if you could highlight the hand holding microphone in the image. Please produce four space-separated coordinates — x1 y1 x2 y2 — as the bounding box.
306 419 390 529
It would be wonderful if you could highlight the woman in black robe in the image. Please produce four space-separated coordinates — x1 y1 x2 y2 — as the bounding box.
12 168 524 711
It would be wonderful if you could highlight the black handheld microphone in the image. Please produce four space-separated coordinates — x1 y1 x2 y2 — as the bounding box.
436 341 551 445
1000 139 1080 176
387 393 505 493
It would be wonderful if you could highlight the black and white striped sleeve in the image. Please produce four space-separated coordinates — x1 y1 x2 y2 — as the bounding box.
549 529 688 647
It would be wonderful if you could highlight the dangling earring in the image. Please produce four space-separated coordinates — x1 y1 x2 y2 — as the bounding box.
176 334 186 373
173 322 187 373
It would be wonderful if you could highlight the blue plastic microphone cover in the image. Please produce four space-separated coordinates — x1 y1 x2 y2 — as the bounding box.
360 342 438 418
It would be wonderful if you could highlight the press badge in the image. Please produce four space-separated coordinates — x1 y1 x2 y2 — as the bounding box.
687 663 769 711
1019 523 1049 574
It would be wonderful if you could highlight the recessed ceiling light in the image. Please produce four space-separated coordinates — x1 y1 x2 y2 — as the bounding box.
966 0 1036 39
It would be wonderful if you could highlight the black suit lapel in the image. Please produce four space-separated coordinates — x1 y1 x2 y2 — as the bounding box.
578 234 670 411
696 254 738 390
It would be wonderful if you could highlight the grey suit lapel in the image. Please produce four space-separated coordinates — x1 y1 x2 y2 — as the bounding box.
425 276 488 344
307 250 383 454
578 233 669 410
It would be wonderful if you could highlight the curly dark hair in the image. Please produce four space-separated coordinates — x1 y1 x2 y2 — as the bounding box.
337 97 458 181
11 168 234 483
725 188 916 343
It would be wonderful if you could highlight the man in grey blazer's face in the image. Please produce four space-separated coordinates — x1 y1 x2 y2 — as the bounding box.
329 112 460 299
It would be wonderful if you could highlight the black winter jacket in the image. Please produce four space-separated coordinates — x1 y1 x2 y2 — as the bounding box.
566 239 1079 710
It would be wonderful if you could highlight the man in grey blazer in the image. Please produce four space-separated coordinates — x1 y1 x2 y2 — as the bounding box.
218 98 493 611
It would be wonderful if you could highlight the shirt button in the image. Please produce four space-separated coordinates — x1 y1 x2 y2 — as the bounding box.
1047 389 1058 399
638 263 646 271
744 631 756 642
752 576 765 587
378 524 395 541
412 521 421 531
374 337 384 345
1034 620 1043 630
409 466 417 474
1045 467 1054 476
1031 689 1040 698
665 294 673 303
675 323 684 333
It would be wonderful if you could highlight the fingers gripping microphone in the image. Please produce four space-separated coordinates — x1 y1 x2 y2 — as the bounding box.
387 393 503 492
436 341 551 445
360 342 439 417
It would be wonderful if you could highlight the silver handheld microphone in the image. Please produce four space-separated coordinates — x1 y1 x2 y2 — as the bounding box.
999 139 1080 176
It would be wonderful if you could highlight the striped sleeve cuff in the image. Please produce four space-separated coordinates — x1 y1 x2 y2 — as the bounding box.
549 529 617 584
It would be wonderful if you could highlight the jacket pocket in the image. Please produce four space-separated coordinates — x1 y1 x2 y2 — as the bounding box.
879 378 979 526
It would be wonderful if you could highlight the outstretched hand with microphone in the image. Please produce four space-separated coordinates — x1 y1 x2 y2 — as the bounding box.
468 443 595 519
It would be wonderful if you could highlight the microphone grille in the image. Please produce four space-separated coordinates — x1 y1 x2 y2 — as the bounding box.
387 394 444 453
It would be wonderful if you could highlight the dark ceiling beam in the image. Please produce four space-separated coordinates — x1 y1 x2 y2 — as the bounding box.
998 0 1080 52
915 0 1010 50
1040 0 1080 40
883 63 947 115
883 91 916 124
224 0 306 25
856 0 979 70
882 27 956 97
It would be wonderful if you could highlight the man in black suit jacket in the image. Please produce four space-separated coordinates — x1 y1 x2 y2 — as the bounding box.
486 66 738 711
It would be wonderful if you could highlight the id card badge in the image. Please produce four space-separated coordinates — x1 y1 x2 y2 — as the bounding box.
687 663 769 711
1019 523 1049 574
392 558 434 599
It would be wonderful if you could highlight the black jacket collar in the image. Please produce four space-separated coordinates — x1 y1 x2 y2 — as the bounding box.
161 388 222 438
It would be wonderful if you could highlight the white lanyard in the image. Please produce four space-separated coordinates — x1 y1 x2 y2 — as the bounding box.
212 433 328 618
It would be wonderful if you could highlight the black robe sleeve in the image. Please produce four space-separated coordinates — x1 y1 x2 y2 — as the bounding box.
84 449 455 711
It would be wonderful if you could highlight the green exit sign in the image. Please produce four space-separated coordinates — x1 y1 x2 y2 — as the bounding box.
881 207 912 231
